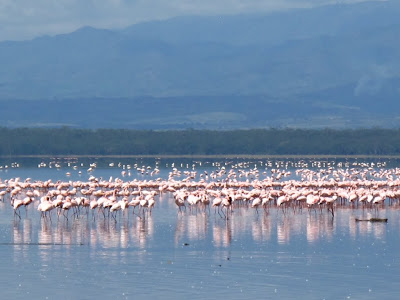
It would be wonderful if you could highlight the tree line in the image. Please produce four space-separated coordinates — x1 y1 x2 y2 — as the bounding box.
0 127 398 156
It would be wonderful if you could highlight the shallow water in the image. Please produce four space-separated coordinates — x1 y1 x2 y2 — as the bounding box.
1 157 400 299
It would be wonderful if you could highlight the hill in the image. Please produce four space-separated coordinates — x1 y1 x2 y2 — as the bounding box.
0 0 399 128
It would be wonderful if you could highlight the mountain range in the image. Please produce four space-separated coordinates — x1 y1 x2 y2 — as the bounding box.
0 0 399 129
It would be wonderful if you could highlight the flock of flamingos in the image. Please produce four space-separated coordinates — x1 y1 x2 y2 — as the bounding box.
0 159 399 221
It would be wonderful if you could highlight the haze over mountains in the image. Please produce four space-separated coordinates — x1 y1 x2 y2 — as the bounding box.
1 0 399 129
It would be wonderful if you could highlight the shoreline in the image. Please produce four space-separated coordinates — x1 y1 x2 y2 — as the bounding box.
1 154 400 159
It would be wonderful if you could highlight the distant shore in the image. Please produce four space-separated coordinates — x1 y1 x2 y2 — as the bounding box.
1 128 400 156
2 154 400 159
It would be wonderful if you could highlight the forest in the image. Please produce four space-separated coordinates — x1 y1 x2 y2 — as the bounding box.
0 127 398 156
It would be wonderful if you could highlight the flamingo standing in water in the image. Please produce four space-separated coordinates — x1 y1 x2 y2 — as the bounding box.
11 198 24 219
129 196 142 217
22 196 33 215
62 196 73 221
89 198 98 219
212 197 223 218
148 198 155 215
38 197 55 220
110 201 122 221
175 197 186 213
110 197 129 221
220 196 233 219
139 198 148 215
306 192 319 212
251 197 262 214
174 191 186 213
276 195 289 211
201 193 210 213
0 190 7 202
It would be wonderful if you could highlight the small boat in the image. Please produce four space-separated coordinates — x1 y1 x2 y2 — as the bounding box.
355 218 388 223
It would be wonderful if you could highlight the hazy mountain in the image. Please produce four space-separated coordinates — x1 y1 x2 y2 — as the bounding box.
0 0 399 129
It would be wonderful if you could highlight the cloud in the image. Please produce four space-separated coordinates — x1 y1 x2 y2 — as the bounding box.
0 0 386 41
354 65 392 97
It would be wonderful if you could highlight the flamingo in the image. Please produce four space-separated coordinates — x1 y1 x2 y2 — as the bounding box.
110 201 122 221
38 199 55 220
148 198 155 215
221 196 233 219
175 197 186 213
62 197 73 220
212 197 223 217
139 198 148 215
11 198 24 219
22 196 33 212
0 190 7 202
251 197 262 214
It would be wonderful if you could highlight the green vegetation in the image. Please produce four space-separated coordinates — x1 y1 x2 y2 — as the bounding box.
0 127 399 156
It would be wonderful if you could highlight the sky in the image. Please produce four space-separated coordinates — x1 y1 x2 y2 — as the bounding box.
0 0 384 42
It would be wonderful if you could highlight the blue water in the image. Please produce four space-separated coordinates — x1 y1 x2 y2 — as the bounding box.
0 157 400 299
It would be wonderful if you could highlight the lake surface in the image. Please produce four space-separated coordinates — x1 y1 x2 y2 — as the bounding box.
1 156 400 299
